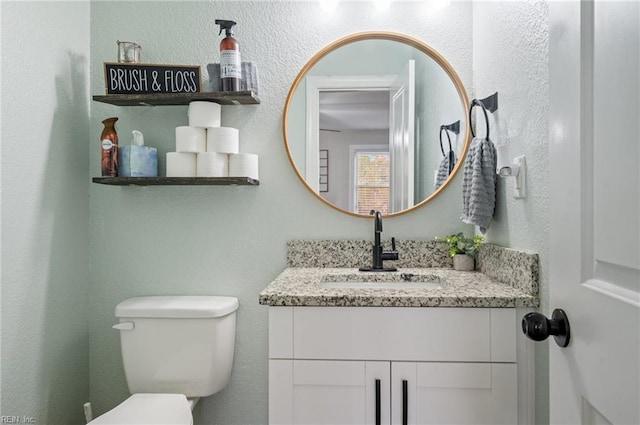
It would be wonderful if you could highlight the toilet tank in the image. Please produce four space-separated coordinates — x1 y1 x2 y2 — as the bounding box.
114 296 238 397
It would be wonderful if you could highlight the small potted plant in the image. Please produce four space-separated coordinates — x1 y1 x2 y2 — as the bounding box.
437 232 484 271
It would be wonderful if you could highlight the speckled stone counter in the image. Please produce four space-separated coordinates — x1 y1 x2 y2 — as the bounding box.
286 239 452 268
259 240 539 308
258 267 538 308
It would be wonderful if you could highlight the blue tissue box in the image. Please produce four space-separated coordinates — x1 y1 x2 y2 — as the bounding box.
119 146 158 177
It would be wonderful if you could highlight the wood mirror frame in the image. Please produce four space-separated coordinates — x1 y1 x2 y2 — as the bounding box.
282 31 471 218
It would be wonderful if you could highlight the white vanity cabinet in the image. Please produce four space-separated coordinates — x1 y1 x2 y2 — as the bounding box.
268 307 530 425
270 360 388 425
391 361 517 425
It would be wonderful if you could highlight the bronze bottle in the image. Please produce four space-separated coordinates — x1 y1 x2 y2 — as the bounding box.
215 19 241 92
100 117 119 177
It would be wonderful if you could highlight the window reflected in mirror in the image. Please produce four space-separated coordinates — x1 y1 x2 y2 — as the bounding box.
354 150 390 215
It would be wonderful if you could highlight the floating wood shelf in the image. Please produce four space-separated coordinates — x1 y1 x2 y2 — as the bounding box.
92 91 260 106
92 177 259 186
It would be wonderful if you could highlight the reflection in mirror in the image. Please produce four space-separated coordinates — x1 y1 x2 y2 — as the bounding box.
320 90 392 214
283 32 470 217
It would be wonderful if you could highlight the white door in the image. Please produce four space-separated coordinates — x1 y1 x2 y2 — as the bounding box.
549 2 639 424
389 60 415 213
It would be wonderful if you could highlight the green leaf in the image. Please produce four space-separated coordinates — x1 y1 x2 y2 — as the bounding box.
435 232 484 258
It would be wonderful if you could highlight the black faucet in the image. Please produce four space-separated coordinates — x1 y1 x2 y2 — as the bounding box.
359 210 399 272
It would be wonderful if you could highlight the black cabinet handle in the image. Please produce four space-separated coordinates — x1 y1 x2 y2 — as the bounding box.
402 379 408 425
375 379 381 425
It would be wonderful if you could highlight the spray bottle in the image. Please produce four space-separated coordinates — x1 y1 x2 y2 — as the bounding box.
215 19 241 92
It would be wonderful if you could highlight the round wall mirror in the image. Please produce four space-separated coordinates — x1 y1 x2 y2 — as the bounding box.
283 31 471 218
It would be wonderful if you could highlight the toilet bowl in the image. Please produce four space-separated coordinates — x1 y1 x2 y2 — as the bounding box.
88 296 238 425
88 394 192 425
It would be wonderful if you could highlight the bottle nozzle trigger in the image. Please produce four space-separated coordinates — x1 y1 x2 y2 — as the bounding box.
215 19 236 37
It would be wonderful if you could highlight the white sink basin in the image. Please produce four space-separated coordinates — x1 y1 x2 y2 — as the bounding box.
319 281 445 290
319 272 447 290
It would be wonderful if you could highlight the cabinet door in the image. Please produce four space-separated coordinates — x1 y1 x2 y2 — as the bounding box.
269 359 390 425
391 362 517 425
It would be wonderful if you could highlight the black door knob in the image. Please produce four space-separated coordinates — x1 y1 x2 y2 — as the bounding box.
522 309 571 347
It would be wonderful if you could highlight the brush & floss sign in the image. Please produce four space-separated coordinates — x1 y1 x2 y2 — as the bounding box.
104 63 201 94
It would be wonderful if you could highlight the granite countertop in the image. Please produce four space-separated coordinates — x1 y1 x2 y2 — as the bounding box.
258 267 539 308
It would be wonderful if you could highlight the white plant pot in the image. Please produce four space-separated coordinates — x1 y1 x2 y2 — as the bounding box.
453 254 475 271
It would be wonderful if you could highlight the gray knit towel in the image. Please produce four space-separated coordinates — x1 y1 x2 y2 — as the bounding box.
461 137 497 233
206 62 260 95
435 152 456 189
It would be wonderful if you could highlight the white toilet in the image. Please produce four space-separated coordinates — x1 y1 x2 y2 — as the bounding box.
89 295 239 425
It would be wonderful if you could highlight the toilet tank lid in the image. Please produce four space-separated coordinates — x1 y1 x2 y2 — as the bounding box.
115 296 238 319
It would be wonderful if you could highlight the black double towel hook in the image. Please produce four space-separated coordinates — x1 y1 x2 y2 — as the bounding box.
469 92 498 139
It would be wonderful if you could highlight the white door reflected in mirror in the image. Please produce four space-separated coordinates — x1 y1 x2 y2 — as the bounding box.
389 59 415 213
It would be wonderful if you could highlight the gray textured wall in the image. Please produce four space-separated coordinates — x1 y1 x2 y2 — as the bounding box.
472 1 550 422
1 2 90 424
89 2 474 424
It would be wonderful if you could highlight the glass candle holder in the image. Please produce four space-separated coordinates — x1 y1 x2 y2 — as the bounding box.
117 41 141 63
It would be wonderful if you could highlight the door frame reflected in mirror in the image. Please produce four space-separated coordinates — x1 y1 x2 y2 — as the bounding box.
306 74 396 195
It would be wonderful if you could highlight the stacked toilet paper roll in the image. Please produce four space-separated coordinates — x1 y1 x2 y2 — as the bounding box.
175 126 206 153
166 152 197 177
188 101 221 128
229 153 259 180
197 152 228 177
207 127 239 154
166 101 258 179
